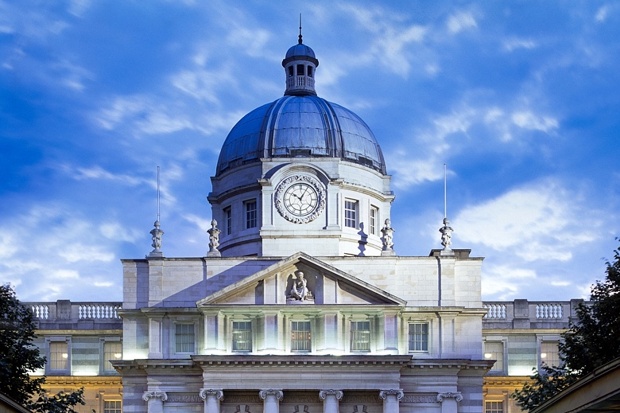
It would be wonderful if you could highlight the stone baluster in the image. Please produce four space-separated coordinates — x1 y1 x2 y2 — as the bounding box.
142 391 168 413
259 389 284 413
200 389 224 413
319 390 343 413
436 392 463 413
379 390 403 413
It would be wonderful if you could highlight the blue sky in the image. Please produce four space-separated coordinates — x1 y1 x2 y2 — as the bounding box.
2 1 619 303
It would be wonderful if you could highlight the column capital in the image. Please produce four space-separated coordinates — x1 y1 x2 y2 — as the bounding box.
142 391 168 402
379 390 404 401
200 389 224 401
319 390 343 400
436 392 463 403
259 389 284 401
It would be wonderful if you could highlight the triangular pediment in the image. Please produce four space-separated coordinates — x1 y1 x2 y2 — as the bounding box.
197 252 405 307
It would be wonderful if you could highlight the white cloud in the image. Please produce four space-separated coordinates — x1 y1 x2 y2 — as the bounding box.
456 179 598 262
100 222 141 243
503 38 537 52
482 264 536 299
511 111 559 133
595 5 609 22
447 11 478 34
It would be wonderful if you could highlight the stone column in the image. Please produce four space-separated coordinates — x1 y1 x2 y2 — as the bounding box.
259 389 284 413
200 389 224 413
436 392 463 413
319 390 343 413
142 391 167 413
379 390 403 413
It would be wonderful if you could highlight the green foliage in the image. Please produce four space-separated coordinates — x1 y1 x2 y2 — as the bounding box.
512 240 620 411
0 284 84 412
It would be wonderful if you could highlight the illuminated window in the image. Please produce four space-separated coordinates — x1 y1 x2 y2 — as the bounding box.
351 321 371 352
484 341 504 373
291 321 311 352
223 206 232 235
344 200 358 228
232 321 252 352
408 323 429 352
369 206 378 235
103 341 122 373
540 341 561 367
49 341 69 372
104 400 122 413
245 200 257 229
175 323 195 353
485 401 503 413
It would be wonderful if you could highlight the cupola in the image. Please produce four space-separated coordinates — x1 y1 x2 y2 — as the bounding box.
281 30 319 96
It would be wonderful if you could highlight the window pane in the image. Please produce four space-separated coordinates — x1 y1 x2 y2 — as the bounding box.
345 200 358 228
103 341 122 372
291 321 311 352
351 321 371 352
408 323 429 352
224 207 232 235
369 207 378 235
175 323 195 353
232 321 252 352
245 200 257 229
541 341 560 367
49 341 69 371
485 401 503 413
104 400 122 413
484 342 504 372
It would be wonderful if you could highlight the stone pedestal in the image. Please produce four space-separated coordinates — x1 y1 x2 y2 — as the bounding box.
200 389 224 413
319 390 343 413
260 389 284 413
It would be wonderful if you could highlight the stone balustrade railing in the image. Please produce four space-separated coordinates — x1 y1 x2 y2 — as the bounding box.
482 299 586 329
25 300 122 322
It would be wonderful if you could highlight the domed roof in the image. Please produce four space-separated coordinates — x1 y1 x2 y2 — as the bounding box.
215 37 387 176
216 96 386 175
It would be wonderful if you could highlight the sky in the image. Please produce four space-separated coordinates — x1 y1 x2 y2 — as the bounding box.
1 1 619 304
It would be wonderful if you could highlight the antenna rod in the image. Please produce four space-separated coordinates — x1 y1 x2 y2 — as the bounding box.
443 163 447 218
298 13 303 44
156 166 161 222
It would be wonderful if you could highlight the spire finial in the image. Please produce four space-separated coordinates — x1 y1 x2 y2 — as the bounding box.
298 13 303 44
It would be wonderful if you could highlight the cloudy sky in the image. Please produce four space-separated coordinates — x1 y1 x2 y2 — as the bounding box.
2 1 619 303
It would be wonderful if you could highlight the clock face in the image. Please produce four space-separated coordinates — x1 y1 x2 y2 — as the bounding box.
275 175 325 224
283 182 319 217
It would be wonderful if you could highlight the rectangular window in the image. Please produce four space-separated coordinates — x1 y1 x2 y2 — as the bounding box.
350 321 371 352
408 323 429 352
485 401 504 413
49 341 69 371
175 323 195 353
103 341 122 372
541 341 561 367
307 66 313 77
245 200 257 229
297 64 305 76
484 341 504 373
344 200 358 228
104 400 122 413
232 321 252 352
224 206 232 235
369 206 378 235
291 321 311 352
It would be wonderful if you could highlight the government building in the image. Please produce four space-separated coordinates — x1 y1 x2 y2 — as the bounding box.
22 35 581 413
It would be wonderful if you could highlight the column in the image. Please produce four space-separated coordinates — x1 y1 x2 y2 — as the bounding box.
436 392 463 413
142 391 167 413
200 389 224 413
259 389 284 413
379 390 403 413
319 390 343 413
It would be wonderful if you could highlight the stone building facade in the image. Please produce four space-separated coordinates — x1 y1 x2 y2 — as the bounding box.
21 36 582 413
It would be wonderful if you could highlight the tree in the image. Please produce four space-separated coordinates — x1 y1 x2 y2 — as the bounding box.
0 284 84 412
513 240 620 411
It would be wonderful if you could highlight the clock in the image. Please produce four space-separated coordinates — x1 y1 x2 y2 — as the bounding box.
275 175 325 224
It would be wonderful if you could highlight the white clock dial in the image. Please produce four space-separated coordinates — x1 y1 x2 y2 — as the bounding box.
275 175 325 224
